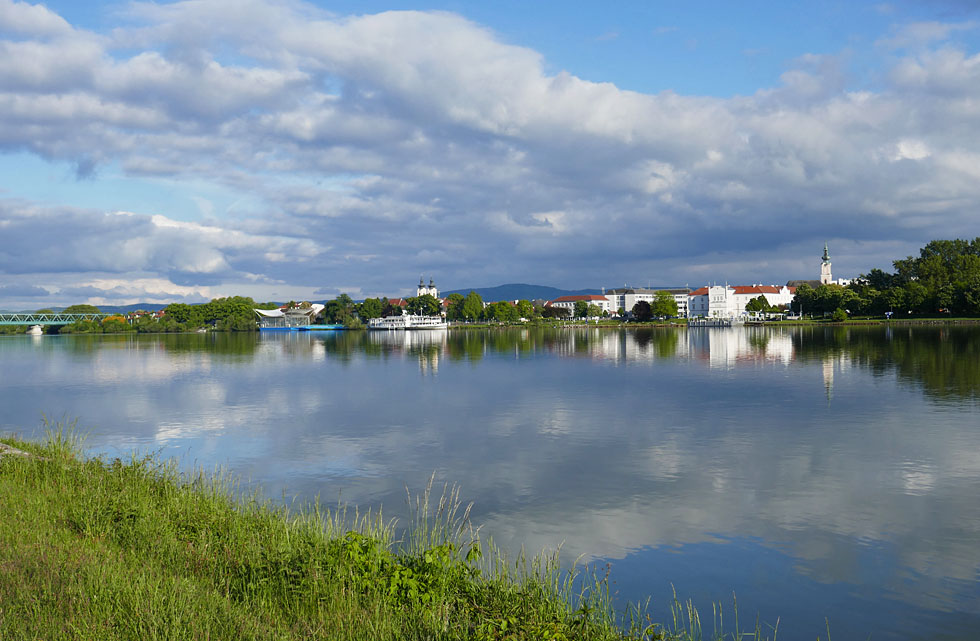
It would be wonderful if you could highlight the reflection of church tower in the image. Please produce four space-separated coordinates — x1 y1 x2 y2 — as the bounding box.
822 356 834 403
820 243 833 285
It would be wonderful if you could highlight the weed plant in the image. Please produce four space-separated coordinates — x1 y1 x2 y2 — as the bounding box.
1 422 785 640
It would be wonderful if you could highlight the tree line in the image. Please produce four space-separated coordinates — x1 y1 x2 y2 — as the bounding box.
793 238 980 318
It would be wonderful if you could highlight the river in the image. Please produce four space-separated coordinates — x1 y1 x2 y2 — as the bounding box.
1 326 978 640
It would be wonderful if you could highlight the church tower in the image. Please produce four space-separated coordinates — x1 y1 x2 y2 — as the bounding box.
417 276 439 298
820 243 833 285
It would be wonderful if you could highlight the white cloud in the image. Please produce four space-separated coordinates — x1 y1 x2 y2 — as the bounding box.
1 0 980 305
877 20 978 50
0 0 73 38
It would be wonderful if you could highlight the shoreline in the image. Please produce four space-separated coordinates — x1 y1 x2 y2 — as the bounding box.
0 430 779 640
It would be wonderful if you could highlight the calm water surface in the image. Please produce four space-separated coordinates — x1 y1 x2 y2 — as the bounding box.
2 326 979 640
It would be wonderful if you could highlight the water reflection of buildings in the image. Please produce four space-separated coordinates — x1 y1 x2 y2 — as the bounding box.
520 327 796 369
821 349 852 403
367 329 448 375
688 328 796 368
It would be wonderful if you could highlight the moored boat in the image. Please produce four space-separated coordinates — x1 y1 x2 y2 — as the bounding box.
367 315 447 330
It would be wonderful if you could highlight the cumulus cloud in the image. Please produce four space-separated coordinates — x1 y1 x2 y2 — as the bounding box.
1 0 979 305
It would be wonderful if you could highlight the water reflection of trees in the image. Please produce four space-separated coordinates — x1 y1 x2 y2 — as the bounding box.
792 326 980 401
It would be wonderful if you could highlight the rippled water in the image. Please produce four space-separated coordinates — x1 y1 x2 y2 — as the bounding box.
2 326 979 640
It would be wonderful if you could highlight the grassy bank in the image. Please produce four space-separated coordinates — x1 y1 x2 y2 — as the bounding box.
0 429 780 641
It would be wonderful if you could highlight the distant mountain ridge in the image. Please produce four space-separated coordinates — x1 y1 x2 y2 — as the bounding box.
6 283 687 314
442 283 602 302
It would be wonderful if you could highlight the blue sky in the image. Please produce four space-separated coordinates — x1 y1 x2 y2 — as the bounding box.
1 0 979 307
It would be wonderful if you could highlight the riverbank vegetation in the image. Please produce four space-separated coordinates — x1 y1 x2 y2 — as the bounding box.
0 427 784 641
794 238 980 319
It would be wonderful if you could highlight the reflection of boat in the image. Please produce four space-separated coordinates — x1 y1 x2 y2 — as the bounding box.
367 315 448 330
260 324 345 332
27 325 43 336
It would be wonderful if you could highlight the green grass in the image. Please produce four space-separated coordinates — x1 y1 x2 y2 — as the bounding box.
0 424 785 641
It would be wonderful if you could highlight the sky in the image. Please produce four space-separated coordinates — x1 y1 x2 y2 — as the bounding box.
1 0 979 307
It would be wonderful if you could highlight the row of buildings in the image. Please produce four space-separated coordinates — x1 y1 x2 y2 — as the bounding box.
548 283 799 319
379 245 850 320
536 245 848 319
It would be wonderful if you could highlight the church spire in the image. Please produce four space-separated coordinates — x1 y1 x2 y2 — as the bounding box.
820 243 833 285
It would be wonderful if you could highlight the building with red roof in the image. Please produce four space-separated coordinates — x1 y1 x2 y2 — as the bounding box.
688 284 795 318
547 294 614 315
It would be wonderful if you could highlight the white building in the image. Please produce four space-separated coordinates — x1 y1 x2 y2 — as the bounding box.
417 277 439 298
820 243 833 285
547 294 615 315
604 287 690 318
687 285 796 318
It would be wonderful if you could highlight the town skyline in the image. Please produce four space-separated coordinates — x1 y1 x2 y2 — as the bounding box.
2 0 979 309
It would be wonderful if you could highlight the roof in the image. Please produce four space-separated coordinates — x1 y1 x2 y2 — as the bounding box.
732 285 784 295
549 295 609 303
689 285 791 297
606 287 691 295
255 303 324 318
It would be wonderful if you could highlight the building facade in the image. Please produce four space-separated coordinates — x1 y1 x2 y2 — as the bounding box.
820 243 833 285
604 287 690 318
548 294 615 315
688 285 796 318
417 277 439 298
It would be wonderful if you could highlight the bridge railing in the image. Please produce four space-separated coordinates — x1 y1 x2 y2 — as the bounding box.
0 313 114 326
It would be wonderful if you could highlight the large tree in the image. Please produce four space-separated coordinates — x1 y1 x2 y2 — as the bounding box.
461 291 484 321
63 304 102 314
445 293 465 321
651 291 678 318
541 305 570 319
632 300 653 322
407 294 441 316
516 299 534 320
483 301 517 322
357 297 384 320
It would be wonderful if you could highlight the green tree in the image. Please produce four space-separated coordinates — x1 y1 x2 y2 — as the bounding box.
63 304 101 314
651 291 679 318
357 298 384 320
792 283 815 316
461 292 484 321
445 293 465 321
744 295 770 313
516 299 534 320
586 303 603 318
489 301 518 322
632 300 653 322
541 305 570 319
573 300 589 318
164 303 197 326
407 294 441 316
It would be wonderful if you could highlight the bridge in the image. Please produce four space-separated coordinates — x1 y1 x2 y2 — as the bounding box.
0 312 114 326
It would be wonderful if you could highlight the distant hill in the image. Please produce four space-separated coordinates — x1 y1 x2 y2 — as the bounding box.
97 303 170 314
23 303 171 314
442 283 602 302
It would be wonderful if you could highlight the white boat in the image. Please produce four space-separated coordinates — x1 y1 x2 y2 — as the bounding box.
27 325 43 336
367 314 448 330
